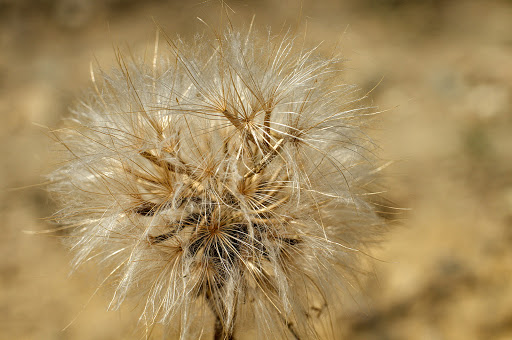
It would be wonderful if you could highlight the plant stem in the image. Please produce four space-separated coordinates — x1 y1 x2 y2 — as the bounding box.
213 311 234 340
207 294 235 340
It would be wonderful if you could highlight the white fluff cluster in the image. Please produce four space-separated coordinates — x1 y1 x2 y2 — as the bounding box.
49 27 386 339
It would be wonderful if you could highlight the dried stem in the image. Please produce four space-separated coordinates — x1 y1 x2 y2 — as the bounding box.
213 312 234 340
207 295 236 340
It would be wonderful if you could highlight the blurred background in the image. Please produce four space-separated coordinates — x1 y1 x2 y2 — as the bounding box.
1 0 512 339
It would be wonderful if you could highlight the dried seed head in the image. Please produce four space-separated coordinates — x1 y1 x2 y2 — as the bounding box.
48 26 387 339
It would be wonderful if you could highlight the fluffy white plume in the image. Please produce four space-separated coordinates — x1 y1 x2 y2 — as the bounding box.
48 26 387 339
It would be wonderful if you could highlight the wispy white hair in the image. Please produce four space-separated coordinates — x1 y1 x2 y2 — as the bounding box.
48 24 387 339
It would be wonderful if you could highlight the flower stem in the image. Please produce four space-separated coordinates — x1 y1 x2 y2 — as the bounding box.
213 311 234 340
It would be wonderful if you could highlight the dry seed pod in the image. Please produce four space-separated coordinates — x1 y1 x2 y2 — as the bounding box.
48 26 387 339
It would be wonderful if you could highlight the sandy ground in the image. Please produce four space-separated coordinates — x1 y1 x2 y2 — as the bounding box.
1 0 512 339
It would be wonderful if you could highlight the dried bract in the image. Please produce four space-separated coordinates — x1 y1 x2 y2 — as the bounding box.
48 27 386 339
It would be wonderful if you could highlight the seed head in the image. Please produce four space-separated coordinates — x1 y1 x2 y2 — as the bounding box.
48 26 386 339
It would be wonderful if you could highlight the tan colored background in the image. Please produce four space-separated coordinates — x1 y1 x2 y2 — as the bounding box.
1 0 512 339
